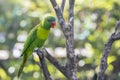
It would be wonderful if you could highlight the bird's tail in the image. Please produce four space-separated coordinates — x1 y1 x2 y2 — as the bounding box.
17 56 27 78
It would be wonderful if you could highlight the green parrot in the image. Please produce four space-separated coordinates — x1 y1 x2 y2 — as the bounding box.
17 15 56 77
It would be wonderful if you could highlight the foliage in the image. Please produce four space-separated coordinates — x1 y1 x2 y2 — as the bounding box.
0 0 120 80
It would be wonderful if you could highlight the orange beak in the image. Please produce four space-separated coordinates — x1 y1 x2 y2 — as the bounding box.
51 21 56 28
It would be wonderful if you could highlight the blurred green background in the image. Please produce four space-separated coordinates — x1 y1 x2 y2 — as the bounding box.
0 0 120 80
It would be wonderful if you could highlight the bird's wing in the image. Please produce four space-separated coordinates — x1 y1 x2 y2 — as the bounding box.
21 26 38 56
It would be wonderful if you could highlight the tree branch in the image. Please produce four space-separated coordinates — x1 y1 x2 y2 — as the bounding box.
68 0 74 29
61 0 66 13
35 49 52 80
114 21 120 34
42 48 67 78
50 0 68 38
50 0 78 80
65 0 78 80
97 21 120 80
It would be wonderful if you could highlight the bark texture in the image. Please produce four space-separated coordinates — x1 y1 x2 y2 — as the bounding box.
36 0 78 80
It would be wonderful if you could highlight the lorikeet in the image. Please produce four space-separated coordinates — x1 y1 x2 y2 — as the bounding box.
17 15 56 77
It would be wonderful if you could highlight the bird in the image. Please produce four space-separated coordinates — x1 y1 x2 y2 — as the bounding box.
17 15 56 77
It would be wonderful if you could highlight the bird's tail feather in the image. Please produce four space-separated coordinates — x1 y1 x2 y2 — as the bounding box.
17 56 27 78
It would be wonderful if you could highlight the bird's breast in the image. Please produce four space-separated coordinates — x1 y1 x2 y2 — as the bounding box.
37 27 50 40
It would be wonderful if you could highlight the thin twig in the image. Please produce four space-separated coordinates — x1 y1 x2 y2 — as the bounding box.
97 21 120 80
114 20 120 34
42 48 68 78
61 0 66 13
68 0 74 29
36 49 52 80
50 0 68 38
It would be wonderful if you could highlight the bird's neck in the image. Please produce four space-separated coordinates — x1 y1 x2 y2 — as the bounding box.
40 20 51 30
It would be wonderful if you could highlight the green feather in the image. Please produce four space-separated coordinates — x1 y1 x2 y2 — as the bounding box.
37 27 50 40
17 16 56 77
21 26 37 56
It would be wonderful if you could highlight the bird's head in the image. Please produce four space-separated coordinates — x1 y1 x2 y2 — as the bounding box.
42 15 56 30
